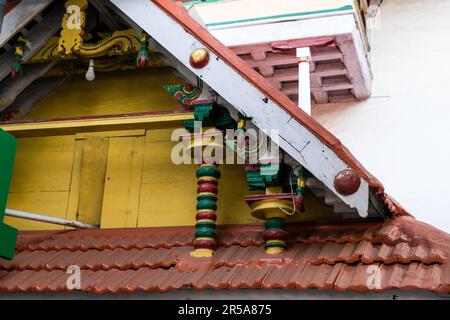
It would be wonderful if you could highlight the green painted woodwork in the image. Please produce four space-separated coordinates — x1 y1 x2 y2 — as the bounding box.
195 227 216 238
260 162 280 184
246 162 281 190
196 199 218 211
165 77 204 106
185 103 235 132
195 221 217 229
0 129 18 260
203 5 354 28
265 241 287 249
196 166 221 179
193 102 214 122
208 106 235 131
265 218 285 230
245 169 267 190
197 194 218 202
183 0 224 7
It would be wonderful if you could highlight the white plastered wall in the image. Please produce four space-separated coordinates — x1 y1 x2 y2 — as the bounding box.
314 0 450 232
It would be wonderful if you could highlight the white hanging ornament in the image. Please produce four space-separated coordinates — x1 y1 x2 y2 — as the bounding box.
85 59 95 81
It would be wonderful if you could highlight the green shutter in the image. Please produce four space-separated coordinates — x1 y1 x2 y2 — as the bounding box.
0 129 18 260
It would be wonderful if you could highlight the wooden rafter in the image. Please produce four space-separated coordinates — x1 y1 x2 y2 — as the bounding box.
0 62 57 111
0 0 54 47
89 0 121 30
0 3 64 82
0 8 99 111
5 75 71 120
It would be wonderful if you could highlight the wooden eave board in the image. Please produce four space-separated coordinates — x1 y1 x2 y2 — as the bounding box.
0 111 194 138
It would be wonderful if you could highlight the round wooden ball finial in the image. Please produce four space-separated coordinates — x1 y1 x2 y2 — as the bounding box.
189 48 210 68
334 169 361 195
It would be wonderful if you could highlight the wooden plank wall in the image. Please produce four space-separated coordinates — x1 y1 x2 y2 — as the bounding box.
4 136 75 230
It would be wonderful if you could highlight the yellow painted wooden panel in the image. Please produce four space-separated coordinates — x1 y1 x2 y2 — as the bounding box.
216 165 259 225
77 137 109 225
25 68 185 119
66 139 83 224
138 129 260 227
100 136 145 228
138 182 196 227
125 137 145 228
15 136 75 152
75 130 146 140
5 191 70 230
138 129 337 226
9 136 75 193
144 128 176 143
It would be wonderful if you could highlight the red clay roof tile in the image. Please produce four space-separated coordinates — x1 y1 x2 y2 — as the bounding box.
0 215 449 295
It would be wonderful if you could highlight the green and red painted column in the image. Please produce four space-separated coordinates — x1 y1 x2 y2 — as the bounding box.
165 50 235 256
192 163 221 257
263 210 288 254
244 163 306 255
246 187 295 254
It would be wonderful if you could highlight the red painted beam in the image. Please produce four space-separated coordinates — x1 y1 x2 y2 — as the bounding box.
271 37 335 51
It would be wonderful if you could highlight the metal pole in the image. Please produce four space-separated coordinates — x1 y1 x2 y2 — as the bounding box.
5 208 99 229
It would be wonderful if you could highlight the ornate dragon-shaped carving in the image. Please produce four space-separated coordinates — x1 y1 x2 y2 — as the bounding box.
30 30 142 62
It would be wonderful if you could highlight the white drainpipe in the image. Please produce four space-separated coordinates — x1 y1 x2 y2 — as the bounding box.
5 208 99 229
296 47 312 115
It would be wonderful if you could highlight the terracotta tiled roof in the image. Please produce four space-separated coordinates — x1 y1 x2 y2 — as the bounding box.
0 216 449 294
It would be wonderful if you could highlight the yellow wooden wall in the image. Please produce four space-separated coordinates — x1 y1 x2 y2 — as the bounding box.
5 68 337 230
25 68 183 119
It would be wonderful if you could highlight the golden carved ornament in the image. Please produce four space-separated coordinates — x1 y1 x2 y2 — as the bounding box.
30 30 144 63
57 0 89 56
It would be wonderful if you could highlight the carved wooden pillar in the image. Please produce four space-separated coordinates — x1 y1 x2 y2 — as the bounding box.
192 163 220 257
166 78 235 258
246 186 295 254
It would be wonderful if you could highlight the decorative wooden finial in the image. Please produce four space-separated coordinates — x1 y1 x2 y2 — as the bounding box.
189 48 209 69
11 37 27 79
136 34 150 68
334 169 361 195
164 77 204 106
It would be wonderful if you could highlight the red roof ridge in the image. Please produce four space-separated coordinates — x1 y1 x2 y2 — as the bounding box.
153 0 408 216
13 216 450 255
